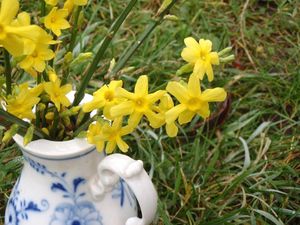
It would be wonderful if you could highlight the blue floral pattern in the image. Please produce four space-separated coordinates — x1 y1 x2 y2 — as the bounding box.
112 179 137 210
5 179 49 225
6 156 137 225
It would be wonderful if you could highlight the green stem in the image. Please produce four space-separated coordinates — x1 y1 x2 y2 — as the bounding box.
50 109 59 139
40 0 46 16
73 115 97 137
73 0 138 106
109 0 178 76
68 6 82 52
0 109 50 139
4 49 12 95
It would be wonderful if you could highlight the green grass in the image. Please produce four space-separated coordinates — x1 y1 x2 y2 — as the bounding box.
1 0 300 224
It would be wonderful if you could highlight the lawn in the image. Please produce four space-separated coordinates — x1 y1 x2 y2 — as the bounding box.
1 0 300 224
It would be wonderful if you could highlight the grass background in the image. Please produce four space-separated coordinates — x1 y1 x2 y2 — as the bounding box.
1 0 300 224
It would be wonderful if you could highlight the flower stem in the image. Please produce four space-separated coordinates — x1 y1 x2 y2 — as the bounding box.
73 0 138 106
40 0 46 16
0 109 50 140
108 0 178 77
73 115 97 137
68 6 82 52
4 49 12 95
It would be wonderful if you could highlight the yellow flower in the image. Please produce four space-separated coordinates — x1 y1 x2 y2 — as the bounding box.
87 117 132 153
64 0 88 14
0 0 45 56
181 37 219 82
110 75 166 129
166 74 227 125
44 74 72 111
87 122 105 152
45 0 58 6
102 117 132 153
83 80 123 119
44 7 70 36
154 94 178 137
19 44 55 77
6 83 43 120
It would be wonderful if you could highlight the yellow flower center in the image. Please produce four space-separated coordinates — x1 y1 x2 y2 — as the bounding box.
135 97 147 112
187 97 201 111
104 90 114 102
51 17 56 23
0 24 7 40
31 51 38 58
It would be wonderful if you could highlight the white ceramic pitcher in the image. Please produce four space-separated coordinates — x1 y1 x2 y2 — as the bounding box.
5 135 158 225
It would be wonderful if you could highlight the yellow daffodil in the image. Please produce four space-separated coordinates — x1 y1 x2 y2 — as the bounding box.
0 0 44 56
102 117 132 153
181 37 219 82
154 94 178 137
83 80 123 119
87 121 105 152
87 117 132 153
166 74 227 125
19 44 55 77
64 0 88 14
44 74 72 111
44 7 70 36
45 0 58 6
110 75 166 129
6 83 43 120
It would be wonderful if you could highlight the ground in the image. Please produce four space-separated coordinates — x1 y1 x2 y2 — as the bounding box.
0 0 299 224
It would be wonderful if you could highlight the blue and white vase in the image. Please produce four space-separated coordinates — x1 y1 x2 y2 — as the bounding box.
4 92 158 225
5 135 158 225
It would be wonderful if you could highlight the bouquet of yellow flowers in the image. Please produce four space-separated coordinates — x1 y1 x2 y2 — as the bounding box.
0 0 234 153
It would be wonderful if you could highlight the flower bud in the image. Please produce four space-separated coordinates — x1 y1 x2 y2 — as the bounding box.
23 126 34 146
163 15 179 21
2 124 19 143
220 55 235 63
218 47 233 57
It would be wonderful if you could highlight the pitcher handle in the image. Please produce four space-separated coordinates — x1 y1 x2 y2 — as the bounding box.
89 153 158 225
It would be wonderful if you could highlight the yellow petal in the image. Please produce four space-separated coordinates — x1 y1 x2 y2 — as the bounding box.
201 88 227 102
145 110 164 128
165 104 186 124
33 60 46 72
128 112 143 128
106 141 117 154
0 0 19 24
134 75 148 96
83 100 105 112
146 90 166 103
188 74 201 96
197 103 210 118
109 80 123 90
205 63 214 82
166 122 178 137
19 57 34 69
116 136 129 153
199 39 212 53
178 110 195 125
166 81 189 103
1 34 24 56
96 141 105 152
184 37 200 49
110 101 134 118
16 12 30 26
193 59 205 80
209 52 219 65
115 87 135 99
120 125 134 136
181 48 199 64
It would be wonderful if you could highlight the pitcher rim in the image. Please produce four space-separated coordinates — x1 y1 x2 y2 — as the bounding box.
13 134 96 160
